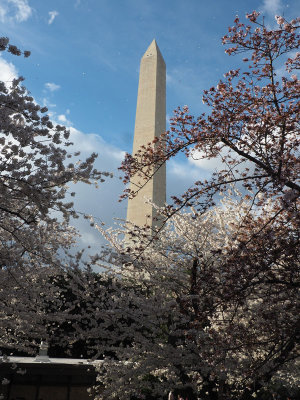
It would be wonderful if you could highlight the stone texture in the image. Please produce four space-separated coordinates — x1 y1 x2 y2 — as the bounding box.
126 39 166 229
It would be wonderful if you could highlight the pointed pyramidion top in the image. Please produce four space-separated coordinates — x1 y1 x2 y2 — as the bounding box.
142 39 165 63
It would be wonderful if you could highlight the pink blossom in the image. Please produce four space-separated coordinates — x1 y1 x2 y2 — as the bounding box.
275 15 285 25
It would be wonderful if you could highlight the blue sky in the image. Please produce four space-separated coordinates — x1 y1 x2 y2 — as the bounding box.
0 0 298 252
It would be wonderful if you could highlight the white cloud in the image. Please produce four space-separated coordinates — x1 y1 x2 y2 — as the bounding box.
188 147 253 179
188 148 228 172
167 158 211 204
0 6 6 21
69 127 125 161
169 160 195 179
0 54 18 85
0 0 32 23
64 128 127 254
58 114 67 122
261 0 283 17
45 82 60 92
48 10 58 25
57 113 73 127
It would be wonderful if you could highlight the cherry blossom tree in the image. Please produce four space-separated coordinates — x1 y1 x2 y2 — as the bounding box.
105 11 300 399
0 265 127 358
1 11 299 399
93 193 299 400
0 37 106 271
0 38 108 353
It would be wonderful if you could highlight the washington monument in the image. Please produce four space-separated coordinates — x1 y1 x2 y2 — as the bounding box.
126 39 166 229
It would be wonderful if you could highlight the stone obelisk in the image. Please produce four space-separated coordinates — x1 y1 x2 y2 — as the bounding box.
126 39 166 229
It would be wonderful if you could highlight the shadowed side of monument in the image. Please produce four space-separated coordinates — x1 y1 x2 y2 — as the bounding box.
126 39 166 230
